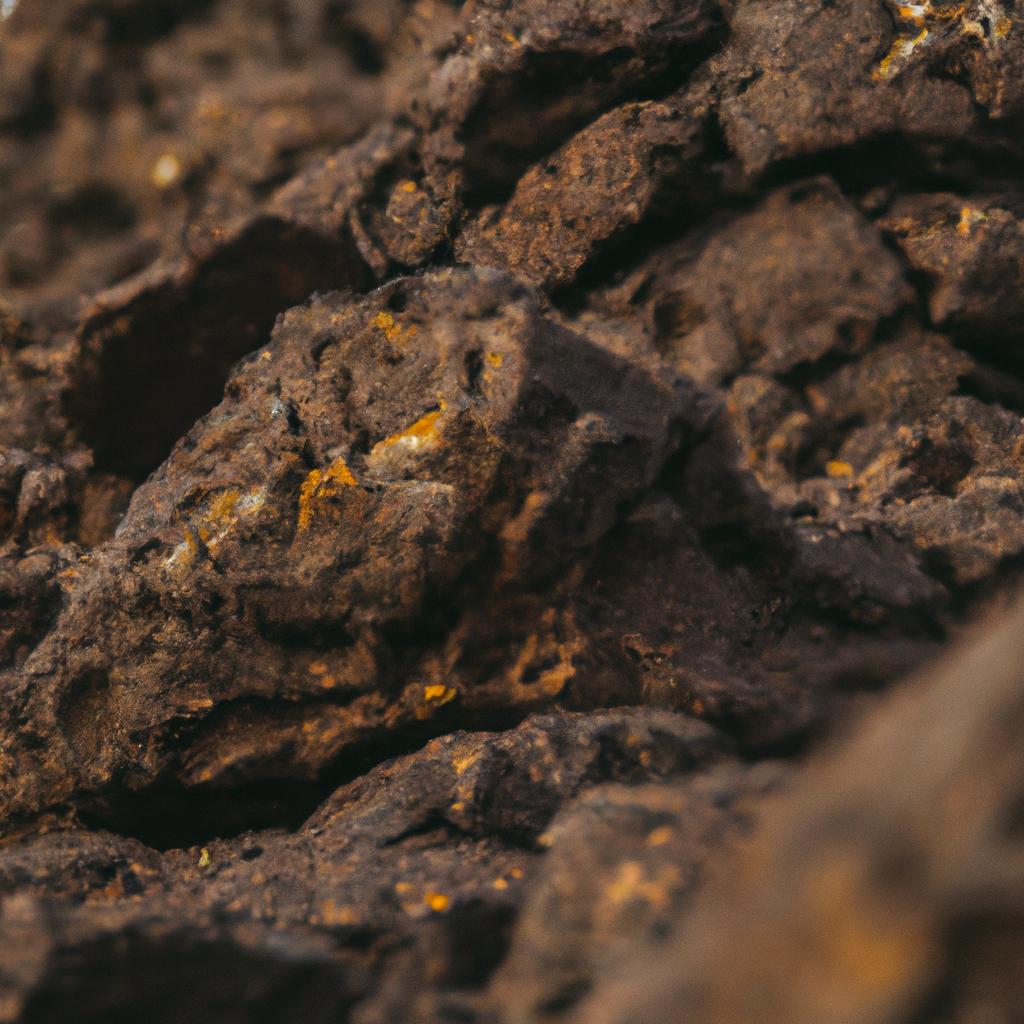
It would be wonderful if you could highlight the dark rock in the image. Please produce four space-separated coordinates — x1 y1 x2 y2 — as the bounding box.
2 0 1024 1019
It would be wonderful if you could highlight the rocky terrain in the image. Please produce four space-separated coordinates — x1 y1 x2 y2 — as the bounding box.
1 0 1023 1020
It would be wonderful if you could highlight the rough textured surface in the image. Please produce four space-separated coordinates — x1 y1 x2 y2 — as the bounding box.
1 0 1024 1020
570 604 1024 1024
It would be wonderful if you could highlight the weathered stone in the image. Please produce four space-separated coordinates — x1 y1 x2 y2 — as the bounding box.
2 0 1024 1019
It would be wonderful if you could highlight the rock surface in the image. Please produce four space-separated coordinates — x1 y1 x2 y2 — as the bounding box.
1 0 1023 1020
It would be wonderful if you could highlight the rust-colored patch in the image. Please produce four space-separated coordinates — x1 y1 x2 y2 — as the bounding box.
425 891 450 912
298 456 358 532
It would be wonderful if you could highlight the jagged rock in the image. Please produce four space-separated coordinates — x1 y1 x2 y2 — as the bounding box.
0 709 732 1022
456 96 716 290
881 192 1024 345
0 267 691 824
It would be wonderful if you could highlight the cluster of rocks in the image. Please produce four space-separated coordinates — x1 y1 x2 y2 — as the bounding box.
1 1 1023 1020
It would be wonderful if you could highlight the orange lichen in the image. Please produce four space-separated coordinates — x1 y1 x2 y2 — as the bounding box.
415 683 458 720
423 684 457 705
394 881 413 895
297 456 358 532
372 310 418 344
198 848 211 868
646 826 674 848
165 486 266 571
400 180 418 194
826 460 855 479
425 891 450 913
607 862 644 903
493 877 509 891
374 401 447 453
485 351 503 368
894 3 928 24
606 861 678 909
373 311 399 339
957 206 988 237
452 751 480 776
208 489 241 523
182 528 201 562
877 2 1010 80
506 614 583 697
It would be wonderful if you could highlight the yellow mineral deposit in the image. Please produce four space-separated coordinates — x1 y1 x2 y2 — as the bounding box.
875 1 1012 80
415 684 458 720
297 456 358 532
372 310 417 344
646 826 674 848
826 460 855 480
425 891 450 913
452 751 480 776
956 206 988 237
423 684 457 706
164 487 267 570
373 401 448 454
151 152 183 189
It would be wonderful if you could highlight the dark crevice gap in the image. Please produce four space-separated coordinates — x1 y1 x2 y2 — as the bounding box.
76 0 216 46
759 131 1024 198
322 1 386 75
76 779 333 852
74 696 535 851
439 903 519 991
957 356 1024 413
381 813 473 848
458 22 730 210
65 217 370 484
16 931 358 1024
555 129 1024 313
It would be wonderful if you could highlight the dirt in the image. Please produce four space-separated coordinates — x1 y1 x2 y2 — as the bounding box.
1 1 1023 1021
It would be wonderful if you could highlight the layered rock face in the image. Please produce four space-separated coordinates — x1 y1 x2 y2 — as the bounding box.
1 1 1023 1021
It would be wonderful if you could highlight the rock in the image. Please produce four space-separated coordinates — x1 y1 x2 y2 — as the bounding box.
0 708 732 1022
0 267 691 824
570 601 1024 1024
